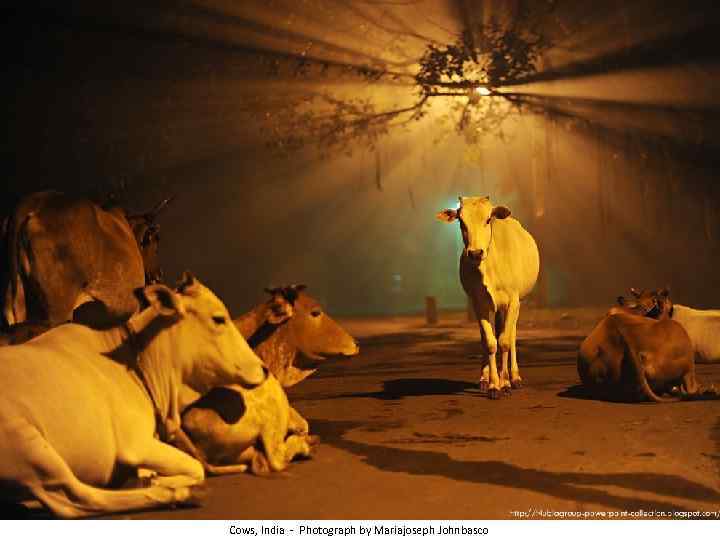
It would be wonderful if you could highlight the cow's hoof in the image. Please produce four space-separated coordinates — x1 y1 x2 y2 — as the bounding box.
502 386 512 396
478 380 489 393
511 379 523 390
250 452 271 476
307 434 321 446
176 484 209 508
488 388 500 400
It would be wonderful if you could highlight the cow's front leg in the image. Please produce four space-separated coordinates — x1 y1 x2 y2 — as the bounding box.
288 406 309 435
124 437 205 490
478 314 500 399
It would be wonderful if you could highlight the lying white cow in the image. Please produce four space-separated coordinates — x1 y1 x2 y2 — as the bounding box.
181 286 357 475
437 196 539 398
672 306 720 363
0 273 266 517
624 287 720 364
182 376 315 475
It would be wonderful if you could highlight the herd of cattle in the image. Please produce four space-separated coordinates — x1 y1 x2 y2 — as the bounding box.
0 191 717 517
439 196 719 402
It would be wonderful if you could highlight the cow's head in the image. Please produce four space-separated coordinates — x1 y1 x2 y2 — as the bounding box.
263 284 306 325
287 290 359 366
616 287 673 319
128 196 175 284
437 196 511 264
140 272 266 393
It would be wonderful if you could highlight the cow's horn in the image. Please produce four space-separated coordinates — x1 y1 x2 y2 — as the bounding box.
177 271 198 294
149 195 176 218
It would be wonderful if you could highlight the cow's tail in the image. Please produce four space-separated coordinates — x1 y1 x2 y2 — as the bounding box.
2 213 34 326
621 339 679 403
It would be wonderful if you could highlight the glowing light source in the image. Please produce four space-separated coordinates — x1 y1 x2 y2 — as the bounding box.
475 86 492 96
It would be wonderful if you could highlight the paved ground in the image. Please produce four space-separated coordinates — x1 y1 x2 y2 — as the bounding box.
135 309 720 520
5 309 719 520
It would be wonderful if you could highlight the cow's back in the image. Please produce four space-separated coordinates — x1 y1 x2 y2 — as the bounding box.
463 217 539 305
672 304 720 364
578 315 625 387
6 192 144 325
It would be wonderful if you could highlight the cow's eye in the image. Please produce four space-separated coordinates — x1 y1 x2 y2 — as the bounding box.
212 315 227 325
311 310 322 318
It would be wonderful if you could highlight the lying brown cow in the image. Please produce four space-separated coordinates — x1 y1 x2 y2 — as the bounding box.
1 191 170 329
181 285 358 474
578 292 699 402
0 320 51 346
621 287 720 365
236 285 360 387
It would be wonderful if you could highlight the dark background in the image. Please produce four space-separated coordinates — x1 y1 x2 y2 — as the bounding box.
3 1 720 316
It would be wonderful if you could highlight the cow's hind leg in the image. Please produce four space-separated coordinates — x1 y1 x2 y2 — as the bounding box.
13 427 202 518
496 308 512 394
680 369 700 397
258 422 302 473
506 295 522 389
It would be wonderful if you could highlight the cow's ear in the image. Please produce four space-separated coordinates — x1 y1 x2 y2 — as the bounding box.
436 209 458 222
617 296 625 306
177 271 200 297
144 284 185 317
491 206 511 220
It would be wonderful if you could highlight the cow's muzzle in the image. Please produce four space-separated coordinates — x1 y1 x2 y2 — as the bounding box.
466 249 485 263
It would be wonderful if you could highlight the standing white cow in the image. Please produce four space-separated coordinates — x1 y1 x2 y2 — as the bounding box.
0 273 266 517
437 196 539 399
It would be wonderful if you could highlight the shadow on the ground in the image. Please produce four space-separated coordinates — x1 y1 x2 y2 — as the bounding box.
558 384 720 404
313 333 586 381
711 417 720 474
311 418 720 514
0 502 52 519
557 384 632 403
357 331 457 347
323 378 480 401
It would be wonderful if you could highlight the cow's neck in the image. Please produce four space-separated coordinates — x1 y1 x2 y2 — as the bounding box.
234 302 316 387
124 309 183 437
234 303 270 339
247 319 284 349
254 324 316 387
461 254 499 311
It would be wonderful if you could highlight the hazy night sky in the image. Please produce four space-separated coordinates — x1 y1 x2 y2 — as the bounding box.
3 1 720 316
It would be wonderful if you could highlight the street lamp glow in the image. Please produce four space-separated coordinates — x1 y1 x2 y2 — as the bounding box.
475 86 491 96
